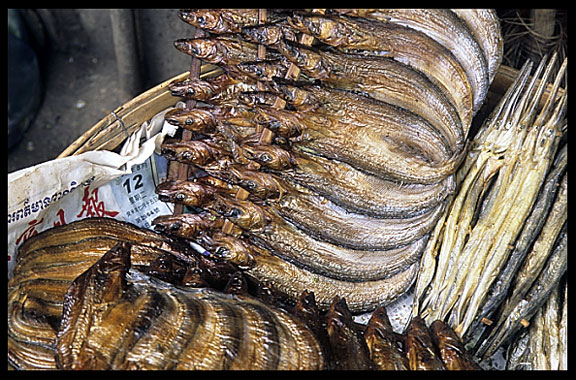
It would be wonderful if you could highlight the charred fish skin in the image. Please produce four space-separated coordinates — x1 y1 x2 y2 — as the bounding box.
430 320 481 370
55 241 325 370
405 316 446 370
364 306 410 370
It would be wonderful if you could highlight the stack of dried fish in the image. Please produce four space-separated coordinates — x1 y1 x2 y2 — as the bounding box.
154 9 503 313
9 217 485 370
7 218 328 370
413 53 567 363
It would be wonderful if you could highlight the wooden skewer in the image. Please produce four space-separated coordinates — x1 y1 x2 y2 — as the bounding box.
221 9 323 235
171 26 205 215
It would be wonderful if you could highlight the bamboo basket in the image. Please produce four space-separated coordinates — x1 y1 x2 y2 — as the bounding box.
57 64 563 159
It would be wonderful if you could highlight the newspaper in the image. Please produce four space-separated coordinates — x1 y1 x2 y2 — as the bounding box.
7 105 179 277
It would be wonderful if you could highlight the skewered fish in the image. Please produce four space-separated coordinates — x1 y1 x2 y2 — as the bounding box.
285 13 474 128
199 231 420 312
325 9 490 113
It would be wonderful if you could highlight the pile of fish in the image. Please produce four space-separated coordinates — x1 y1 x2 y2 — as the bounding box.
413 53 567 366
154 8 503 313
8 217 483 370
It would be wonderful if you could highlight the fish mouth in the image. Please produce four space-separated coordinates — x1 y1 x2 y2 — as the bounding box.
156 193 173 202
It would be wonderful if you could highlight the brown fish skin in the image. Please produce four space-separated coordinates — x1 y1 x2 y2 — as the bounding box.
161 139 230 166
164 108 217 132
55 242 132 369
364 306 409 370
287 14 474 128
256 105 466 184
169 74 238 101
155 180 217 208
175 37 279 66
179 9 287 34
430 320 482 370
405 316 446 370
152 212 232 239
329 9 490 114
324 297 375 370
241 22 298 46
199 231 420 313
55 239 324 370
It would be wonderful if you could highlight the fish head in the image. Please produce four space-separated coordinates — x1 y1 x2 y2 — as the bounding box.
174 37 228 64
224 165 284 200
325 296 354 337
238 91 280 108
152 213 222 238
200 232 255 269
178 9 235 33
164 108 217 131
211 196 268 231
275 40 331 79
241 142 293 170
155 180 214 207
161 140 218 166
236 59 289 81
289 14 350 46
255 106 302 138
241 23 285 45
275 83 320 111
169 78 218 101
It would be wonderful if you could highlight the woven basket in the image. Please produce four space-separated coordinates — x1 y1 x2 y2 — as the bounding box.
57 65 562 158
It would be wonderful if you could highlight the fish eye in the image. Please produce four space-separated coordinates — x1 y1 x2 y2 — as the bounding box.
175 193 186 201
215 246 229 257
260 153 272 163
181 151 193 160
246 181 257 190
186 118 194 125
171 222 181 230
197 16 205 25
186 87 195 96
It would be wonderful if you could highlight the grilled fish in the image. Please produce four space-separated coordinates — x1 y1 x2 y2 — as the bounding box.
404 316 445 370
430 320 481 370
251 43 467 141
324 297 374 369
256 105 465 184
327 9 490 113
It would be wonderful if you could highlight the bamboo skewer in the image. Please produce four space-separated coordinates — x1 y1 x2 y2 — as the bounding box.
220 9 323 235
171 26 205 215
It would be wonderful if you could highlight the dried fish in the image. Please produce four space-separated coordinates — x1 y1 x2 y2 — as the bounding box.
200 232 419 312
286 13 474 128
328 8 491 113
55 242 325 370
404 316 445 370
364 306 409 370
